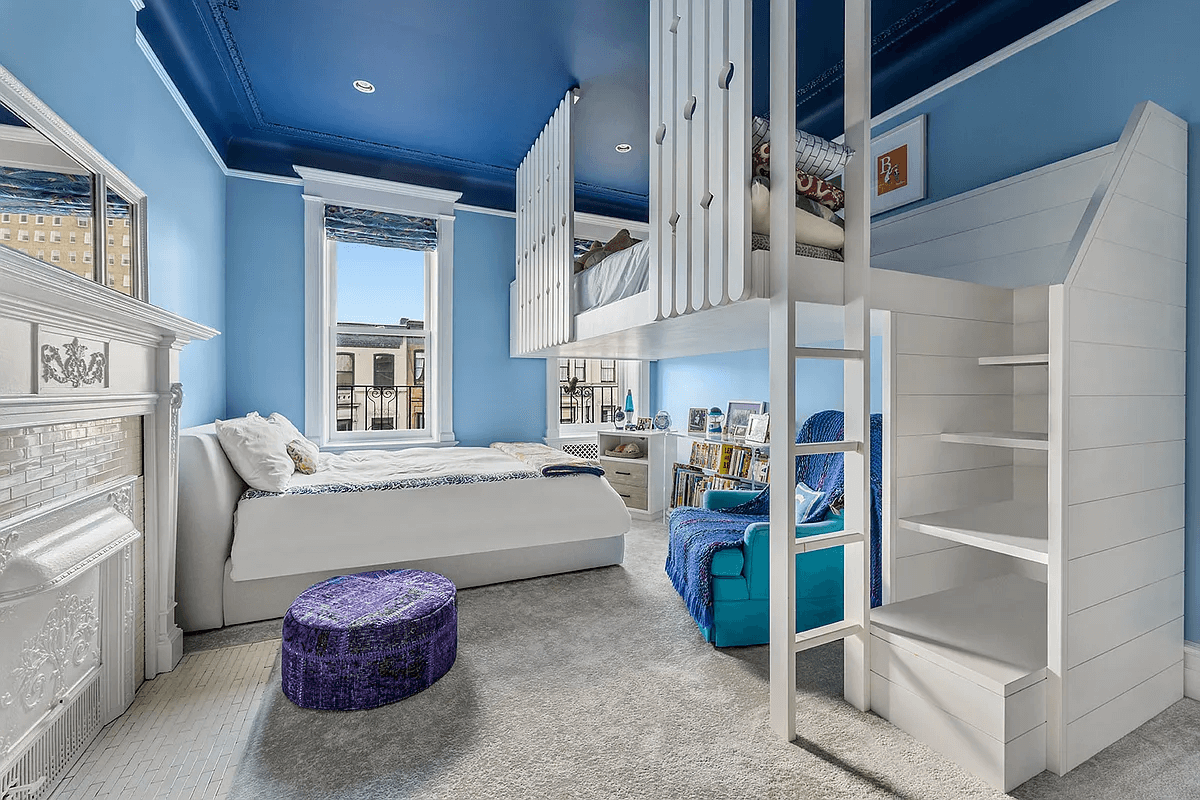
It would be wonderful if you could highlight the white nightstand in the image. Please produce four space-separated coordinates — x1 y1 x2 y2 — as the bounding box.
596 429 666 519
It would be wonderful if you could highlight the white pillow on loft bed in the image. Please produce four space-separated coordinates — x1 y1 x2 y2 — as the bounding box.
749 180 845 251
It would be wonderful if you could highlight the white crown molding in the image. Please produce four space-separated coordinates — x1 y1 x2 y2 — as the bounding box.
226 166 302 186
574 210 650 239
136 29 305 187
295 165 462 207
454 202 516 219
839 0 1124 140
1186 641 1200 701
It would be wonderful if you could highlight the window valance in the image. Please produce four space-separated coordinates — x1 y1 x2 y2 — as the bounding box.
324 204 437 251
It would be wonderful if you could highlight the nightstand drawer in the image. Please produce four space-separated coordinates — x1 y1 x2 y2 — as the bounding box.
601 458 648 487
610 484 648 510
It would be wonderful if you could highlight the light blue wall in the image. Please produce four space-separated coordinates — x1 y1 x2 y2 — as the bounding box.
652 338 883 433
452 211 547 446
863 0 1200 639
0 0 227 427
222 196 547 444
224 177 306 424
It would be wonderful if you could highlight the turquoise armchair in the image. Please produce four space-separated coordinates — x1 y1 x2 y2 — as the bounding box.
700 489 845 647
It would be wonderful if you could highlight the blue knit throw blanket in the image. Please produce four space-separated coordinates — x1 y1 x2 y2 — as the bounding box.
665 411 883 633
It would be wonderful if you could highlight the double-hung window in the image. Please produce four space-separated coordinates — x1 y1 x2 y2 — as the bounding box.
300 167 459 448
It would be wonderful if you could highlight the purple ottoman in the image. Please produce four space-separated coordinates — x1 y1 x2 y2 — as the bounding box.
281 569 457 710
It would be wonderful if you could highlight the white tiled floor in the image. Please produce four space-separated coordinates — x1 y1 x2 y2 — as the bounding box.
50 639 279 800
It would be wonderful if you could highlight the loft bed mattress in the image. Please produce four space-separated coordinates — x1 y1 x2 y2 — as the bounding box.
229 446 631 582
750 233 843 261
574 240 651 311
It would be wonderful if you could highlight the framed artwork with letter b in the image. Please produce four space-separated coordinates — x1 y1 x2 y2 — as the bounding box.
871 114 925 215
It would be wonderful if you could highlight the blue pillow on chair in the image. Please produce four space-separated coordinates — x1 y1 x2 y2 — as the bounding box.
795 481 825 521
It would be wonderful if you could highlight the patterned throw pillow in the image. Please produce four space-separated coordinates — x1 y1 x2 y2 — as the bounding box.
753 142 846 212
749 115 854 180
286 438 319 475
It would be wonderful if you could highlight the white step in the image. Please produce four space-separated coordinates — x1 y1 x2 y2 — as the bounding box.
870 575 1049 792
940 431 1049 451
790 440 860 458
793 620 862 653
794 346 863 360
871 575 1047 696
978 353 1050 366
793 530 864 554
897 501 1048 564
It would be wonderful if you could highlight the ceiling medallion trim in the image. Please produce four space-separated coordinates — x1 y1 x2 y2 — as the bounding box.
796 0 961 106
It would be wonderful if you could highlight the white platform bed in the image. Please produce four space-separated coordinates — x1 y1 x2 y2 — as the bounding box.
176 425 631 632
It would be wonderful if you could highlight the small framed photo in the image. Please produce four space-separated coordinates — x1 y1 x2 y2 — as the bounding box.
636 417 652 431
745 413 770 444
687 407 708 434
871 114 926 215
725 400 765 438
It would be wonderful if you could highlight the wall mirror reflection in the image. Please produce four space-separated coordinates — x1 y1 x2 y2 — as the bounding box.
0 82 147 301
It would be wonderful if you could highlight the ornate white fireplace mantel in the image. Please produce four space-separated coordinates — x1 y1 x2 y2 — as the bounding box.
0 253 218 683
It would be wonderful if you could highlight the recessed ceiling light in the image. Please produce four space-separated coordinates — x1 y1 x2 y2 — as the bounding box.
615 143 632 154
353 80 376 94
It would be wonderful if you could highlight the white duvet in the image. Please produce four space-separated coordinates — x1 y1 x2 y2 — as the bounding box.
229 446 631 582
573 240 650 311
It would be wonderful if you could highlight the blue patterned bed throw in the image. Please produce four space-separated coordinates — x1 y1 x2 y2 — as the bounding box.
490 442 605 477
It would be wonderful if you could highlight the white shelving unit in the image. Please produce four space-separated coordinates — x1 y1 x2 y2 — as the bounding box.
596 429 667 520
879 101 1187 790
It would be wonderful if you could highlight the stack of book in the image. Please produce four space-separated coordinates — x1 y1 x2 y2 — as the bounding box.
688 441 760 478
670 441 771 509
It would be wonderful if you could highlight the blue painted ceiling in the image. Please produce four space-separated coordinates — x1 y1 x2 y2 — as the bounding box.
138 0 1091 217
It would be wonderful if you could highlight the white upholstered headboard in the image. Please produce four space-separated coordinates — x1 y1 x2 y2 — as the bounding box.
175 424 247 631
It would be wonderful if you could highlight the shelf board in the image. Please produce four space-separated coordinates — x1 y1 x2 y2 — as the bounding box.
978 353 1050 366
897 500 1048 564
871 574 1047 696
940 431 1049 451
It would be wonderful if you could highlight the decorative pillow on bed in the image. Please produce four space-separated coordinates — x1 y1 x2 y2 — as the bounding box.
749 180 845 251
576 229 641 273
753 143 845 212
749 115 854 180
573 240 605 273
214 412 294 493
286 438 320 475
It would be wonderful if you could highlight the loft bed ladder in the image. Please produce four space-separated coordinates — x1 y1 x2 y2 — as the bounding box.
766 0 873 735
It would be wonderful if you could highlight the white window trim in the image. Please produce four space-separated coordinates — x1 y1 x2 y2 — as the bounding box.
298 165 461 449
545 359 650 443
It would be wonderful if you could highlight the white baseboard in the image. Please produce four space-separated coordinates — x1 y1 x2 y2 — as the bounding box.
1185 641 1200 701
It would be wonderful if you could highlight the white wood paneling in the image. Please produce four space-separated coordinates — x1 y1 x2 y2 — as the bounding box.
1067 484 1184 560
1092 192 1187 263
871 637 1045 743
893 546 1023 603
895 355 1014 396
870 673 1046 792
1067 286 1186 351
1070 238 1185 306
894 314 1012 357
1066 440 1184 505
1069 342 1186 396
1064 660 1183 772
1067 395 1184 450
1067 529 1183 613
894 394 1015 437
896 434 1013 477
1065 572 1183 669
896 466 1013 518
1065 617 1183 724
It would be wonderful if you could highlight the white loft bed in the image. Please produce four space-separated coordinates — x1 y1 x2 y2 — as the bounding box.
510 0 1186 791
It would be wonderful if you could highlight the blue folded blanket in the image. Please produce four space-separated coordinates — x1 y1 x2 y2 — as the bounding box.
541 463 605 477
666 507 763 631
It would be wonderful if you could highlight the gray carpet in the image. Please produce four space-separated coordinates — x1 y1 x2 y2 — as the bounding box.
229 520 1200 800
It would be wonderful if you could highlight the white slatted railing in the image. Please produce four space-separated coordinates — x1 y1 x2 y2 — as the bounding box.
650 0 752 321
515 91 574 355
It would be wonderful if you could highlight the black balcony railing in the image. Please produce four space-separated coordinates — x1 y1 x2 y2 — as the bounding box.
336 384 425 432
560 383 621 425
